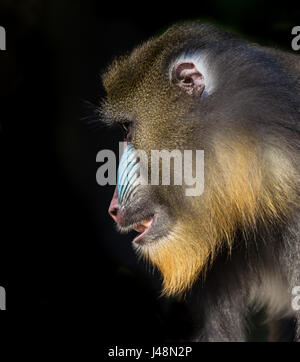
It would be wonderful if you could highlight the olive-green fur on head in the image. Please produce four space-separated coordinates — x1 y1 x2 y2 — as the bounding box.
101 22 230 153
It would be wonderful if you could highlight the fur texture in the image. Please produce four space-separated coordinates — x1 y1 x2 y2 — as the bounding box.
103 22 300 340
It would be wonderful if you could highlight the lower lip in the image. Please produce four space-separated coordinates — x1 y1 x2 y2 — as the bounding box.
133 217 154 243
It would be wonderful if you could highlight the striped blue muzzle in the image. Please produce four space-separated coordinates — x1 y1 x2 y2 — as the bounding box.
117 144 140 209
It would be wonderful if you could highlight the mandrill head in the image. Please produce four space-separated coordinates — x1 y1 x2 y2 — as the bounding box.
102 22 299 296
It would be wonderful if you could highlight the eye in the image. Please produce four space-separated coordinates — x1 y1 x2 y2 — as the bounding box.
122 122 129 134
120 121 133 141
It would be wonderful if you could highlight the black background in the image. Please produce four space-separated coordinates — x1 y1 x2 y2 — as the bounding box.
0 0 299 344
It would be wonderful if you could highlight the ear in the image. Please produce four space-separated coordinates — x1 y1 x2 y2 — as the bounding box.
171 62 205 96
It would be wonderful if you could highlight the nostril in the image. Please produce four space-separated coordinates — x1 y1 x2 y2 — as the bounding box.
108 203 120 223
109 187 121 223
110 206 118 217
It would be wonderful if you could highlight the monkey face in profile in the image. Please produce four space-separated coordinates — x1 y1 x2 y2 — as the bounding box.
102 23 300 341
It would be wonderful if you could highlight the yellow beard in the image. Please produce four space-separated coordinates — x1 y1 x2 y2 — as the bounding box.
136 135 298 297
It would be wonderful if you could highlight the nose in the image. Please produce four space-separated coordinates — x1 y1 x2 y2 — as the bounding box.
108 187 121 223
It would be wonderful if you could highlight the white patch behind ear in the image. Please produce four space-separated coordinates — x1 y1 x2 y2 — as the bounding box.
169 52 215 95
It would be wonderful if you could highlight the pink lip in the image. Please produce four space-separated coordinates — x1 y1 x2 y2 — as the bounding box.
132 216 154 243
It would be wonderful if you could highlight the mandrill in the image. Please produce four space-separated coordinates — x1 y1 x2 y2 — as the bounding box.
101 22 300 341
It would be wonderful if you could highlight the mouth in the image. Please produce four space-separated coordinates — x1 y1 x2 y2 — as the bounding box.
118 215 154 244
132 216 154 243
